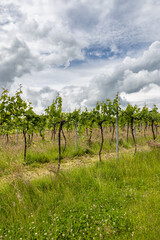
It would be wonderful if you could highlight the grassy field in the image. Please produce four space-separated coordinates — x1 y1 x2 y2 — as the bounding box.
0 149 160 239
0 126 156 176
0 127 160 239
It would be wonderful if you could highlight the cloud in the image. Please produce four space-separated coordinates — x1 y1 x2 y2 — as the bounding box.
27 87 58 113
59 41 160 110
23 41 160 112
0 3 23 26
122 41 160 72
20 15 88 68
66 2 100 31
119 69 160 93
121 83 160 110
60 86 88 111
1 0 160 112
91 41 160 98
0 38 41 89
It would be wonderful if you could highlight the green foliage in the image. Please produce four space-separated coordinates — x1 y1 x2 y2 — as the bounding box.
45 94 63 128
148 104 159 122
122 104 140 123
0 86 160 166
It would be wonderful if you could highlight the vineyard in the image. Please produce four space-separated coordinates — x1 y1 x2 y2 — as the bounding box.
0 87 160 239
0 87 159 171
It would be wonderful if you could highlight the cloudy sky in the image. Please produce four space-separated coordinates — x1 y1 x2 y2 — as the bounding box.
1 0 160 113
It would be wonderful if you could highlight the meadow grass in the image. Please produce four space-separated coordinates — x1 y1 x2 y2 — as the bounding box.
0 126 157 171
0 148 160 239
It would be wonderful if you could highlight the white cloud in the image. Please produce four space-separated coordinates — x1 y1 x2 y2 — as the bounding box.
0 0 160 112
58 41 160 111
121 84 160 110
0 38 41 89
119 69 160 93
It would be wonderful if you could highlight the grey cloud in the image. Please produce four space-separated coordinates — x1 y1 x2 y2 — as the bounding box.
22 19 52 40
93 42 160 96
27 41 160 112
86 0 160 49
41 29 87 67
21 19 87 67
66 3 99 31
1 0 160 112
122 83 160 110
89 41 160 104
39 87 55 94
110 0 142 23
27 89 39 106
60 86 88 111
27 87 58 110
3 0 160 73
0 3 23 25
123 42 160 73
59 41 160 109
143 97 160 109
0 38 41 88
119 70 160 93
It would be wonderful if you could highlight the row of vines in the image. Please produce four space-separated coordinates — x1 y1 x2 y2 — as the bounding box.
0 86 160 172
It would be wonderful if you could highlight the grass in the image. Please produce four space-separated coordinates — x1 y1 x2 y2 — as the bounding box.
0 150 17 176
0 126 158 169
0 148 160 239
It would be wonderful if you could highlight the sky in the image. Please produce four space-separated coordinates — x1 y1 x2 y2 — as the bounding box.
1 0 160 113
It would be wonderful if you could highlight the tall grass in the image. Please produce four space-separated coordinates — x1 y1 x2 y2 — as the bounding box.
0 148 160 239
0 126 158 172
